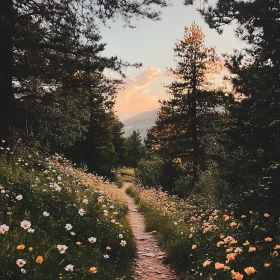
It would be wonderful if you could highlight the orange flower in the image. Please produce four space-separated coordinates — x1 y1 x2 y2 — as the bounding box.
265 237 273 242
241 215 246 219
231 270 244 280
226 247 233 253
76 242 81 246
230 222 237 227
97 198 103 203
192 244 197 250
89 267 97 274
189 234 193 239
244 266 256 275
248 247 256 252
106 246 111 250
17 244 25 250
264 263 271 268
274 244 280 250
217 241 224 247
230 240 237 245
264 213 270 218
36 256 43 264
203 260 211 267
227 253 237 261
224 215 230 221
243 240 250 246
220 235 225 239
28 247 33 252
215 262 225 270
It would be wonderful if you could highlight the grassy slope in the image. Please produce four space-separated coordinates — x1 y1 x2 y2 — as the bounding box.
128 185 280 280
0 144 135 280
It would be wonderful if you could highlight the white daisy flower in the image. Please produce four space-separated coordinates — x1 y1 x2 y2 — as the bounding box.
20 220 31 230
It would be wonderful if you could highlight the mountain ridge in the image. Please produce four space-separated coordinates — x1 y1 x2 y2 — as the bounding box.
122 109 159 139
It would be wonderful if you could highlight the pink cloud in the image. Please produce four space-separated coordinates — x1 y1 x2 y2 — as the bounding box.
115 68 163 119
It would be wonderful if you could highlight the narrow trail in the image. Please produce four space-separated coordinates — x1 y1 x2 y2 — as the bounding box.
121 182 177 280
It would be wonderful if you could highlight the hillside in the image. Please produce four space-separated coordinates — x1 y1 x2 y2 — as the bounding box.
122 109 159 138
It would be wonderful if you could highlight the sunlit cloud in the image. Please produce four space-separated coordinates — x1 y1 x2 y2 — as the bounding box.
115 67 163 119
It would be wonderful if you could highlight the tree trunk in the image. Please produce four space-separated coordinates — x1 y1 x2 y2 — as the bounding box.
191 65 199 187
0 0 13 146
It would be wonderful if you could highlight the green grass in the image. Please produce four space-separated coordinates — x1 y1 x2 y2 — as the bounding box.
0 144 136 279
115 168 135 185
125 186 140 204
137 188 280 280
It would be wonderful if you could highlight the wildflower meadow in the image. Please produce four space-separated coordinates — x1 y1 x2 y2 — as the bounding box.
128 185 280 280
0 144 135 279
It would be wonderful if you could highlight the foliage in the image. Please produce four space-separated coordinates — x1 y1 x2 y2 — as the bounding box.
135 153 164 189
198 0 280 220
0 144 135 279
143 23 225 194
124 130 143 168
137 187 280 280
125 186 140 205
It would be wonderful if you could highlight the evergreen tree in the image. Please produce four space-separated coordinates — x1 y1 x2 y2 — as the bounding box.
200 0 280 217
126 130 143 168
0 0 171 146
146 23 223 191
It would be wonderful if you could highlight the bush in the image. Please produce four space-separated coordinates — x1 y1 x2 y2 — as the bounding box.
135 154 163 188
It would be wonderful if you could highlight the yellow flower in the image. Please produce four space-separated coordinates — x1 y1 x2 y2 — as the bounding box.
76 242 81 246
36 256 43 264
17 244 25 250
265 237 273 242
264 263 271 268
89 267 97 274
264 213 270 218
191 244 197 250
244 266 256 275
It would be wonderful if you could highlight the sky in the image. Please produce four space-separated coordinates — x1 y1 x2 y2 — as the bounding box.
99 1 246 120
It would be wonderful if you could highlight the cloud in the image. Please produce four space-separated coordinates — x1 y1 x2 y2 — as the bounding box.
115 68 163 119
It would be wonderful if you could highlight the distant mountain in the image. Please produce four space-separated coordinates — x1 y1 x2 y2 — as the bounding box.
122 109 159 139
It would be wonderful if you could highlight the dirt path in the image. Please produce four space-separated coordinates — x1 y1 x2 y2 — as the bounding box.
121 182 177 280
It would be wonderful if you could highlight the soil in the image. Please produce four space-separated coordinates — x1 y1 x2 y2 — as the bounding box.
122 182 177 280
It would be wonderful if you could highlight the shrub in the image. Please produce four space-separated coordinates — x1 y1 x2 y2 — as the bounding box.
135 154 163 188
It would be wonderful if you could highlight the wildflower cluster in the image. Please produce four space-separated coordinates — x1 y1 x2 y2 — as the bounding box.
0 144 135 279
137 186 280 279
